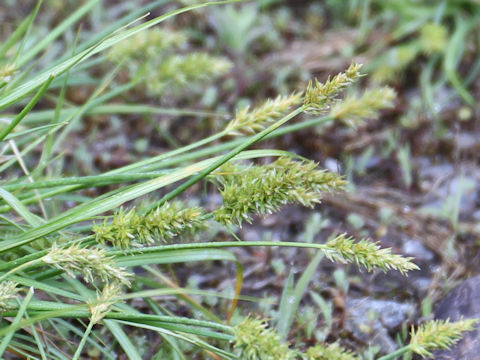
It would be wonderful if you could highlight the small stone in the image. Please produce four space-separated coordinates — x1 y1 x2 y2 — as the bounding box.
345 298 415 353
434 275 480 359
325 158 341 173
402 239 434 262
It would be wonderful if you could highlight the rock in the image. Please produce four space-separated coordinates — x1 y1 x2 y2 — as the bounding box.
345 298 415 353
434 275 480 359
402 239 435 262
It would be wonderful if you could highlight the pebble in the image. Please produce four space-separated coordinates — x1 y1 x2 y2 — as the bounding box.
345 298 415 353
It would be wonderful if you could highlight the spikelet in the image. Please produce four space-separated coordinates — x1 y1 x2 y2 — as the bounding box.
93 202 207 248
324 234 419 275
330 86 396 127
420 23 448 54
225 92 303 136
146 53 232 94
89 282 123 324
0 281 20 312
107 28 186 62
372 45 417 83
409 318 478 358
306 342 359 360
233 315 296 360
304 63 363 113
214 157 346 226
42 243 132 286
143 202 207 243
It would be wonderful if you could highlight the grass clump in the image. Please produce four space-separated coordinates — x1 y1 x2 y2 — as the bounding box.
0 1 474 359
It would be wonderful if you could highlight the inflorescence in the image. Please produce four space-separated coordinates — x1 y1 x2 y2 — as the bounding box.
108 28 232 95
214 157 346 226
409 318 478 358
233 315 296 360
225 92 303 136
0 281 20 312
304 63 363 113
93 202 207 248
324 234 419 275
42 244 132 286
330 86 396 127
88 282 124 324
306 342 359 360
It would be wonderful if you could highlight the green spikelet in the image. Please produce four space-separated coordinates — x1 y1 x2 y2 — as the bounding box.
0 281 20 312
409 318 478 358
107 28 186 62
304 63 363 113
148 53 232 94
324 234 419 275
89 282 124 324
93 202 207 248
214 157 346 226
225 92 303 136
306 342 359 360
42 244 132 286
330 86 396 127
233 315 296 360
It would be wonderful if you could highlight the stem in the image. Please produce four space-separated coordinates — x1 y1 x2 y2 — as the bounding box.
377 346 411 360
3 173 167 191
111 239 329 257
72 319 95 360
0 75 55 142
107 129 229 175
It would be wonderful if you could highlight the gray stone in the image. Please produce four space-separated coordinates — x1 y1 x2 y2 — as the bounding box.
434 275 480 359
402 239 435 262
345 298 415 353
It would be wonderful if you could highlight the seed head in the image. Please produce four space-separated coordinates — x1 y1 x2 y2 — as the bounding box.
225 92 303 136
0 281 20 312
89 282 124 324
42 243 132 286
233 315 296 360
214 157 346 226
324 234 419 275
410 318 478 358
306 342 359 360
330 86 396 127
304 63 363 113
93 202 207 248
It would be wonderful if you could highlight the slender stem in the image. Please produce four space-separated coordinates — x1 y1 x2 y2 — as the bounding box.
72 319 95 360
107 129 229 175
3 173 167 191
377 346 410 360
111 239 329 257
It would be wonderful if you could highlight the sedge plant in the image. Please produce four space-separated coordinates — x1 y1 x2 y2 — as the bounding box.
0 1 476 359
